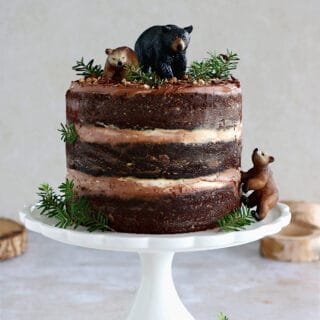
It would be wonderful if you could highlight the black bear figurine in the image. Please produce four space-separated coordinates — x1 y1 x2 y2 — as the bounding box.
134 24 193 79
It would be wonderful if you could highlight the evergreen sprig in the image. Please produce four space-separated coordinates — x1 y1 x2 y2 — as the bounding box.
72 57 103 78
217 204 255 232
187 50 239 81
217 313 229 320
37 179 111 232
59 123 78 144
124 64 164 87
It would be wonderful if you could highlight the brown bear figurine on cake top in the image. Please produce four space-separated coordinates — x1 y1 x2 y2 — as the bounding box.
241 148 279 221
101 46 138 82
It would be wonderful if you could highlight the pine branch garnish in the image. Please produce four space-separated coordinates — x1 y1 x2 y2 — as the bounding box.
217 313 229 320
217 204 255 232
124 64 164 87
72 57 103 78
187 50 239 81
37 179 111 232
58 123 78 144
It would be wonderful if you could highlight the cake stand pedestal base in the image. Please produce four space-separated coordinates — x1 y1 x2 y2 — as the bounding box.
19 203 290 320
128 252 193 320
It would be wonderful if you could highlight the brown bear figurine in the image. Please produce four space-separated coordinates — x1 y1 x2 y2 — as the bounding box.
101 46 138 82
241 148 279 221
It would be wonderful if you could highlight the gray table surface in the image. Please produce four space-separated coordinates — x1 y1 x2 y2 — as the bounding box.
0 232 319 320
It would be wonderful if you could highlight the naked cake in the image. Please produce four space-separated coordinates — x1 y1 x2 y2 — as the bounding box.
66 80 242 233
36 25 279 234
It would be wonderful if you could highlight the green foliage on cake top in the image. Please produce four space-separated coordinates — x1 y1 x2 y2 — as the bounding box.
217 313 229 320
187 50 239 81
37 179 111 232
72 57 103 78
124 64 164 87
59 123 78 144
217 204 255 232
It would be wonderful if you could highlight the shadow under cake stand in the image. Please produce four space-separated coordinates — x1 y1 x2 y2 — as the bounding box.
19 203 290 320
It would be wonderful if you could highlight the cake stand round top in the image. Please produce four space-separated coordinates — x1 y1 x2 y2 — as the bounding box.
19 203 290 253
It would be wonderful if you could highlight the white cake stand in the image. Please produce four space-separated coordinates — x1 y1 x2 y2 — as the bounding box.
19 203 290 320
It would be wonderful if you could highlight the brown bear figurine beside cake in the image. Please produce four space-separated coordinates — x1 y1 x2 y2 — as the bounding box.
66 80 242 233
241 148 279 221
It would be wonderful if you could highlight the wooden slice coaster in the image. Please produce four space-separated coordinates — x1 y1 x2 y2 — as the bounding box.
282 200 320 228
0 218 27 261
260 201 320 262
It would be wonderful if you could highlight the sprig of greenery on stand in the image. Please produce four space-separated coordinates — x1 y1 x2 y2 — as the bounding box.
217 313 229 320
124 64 164 87
72 57 103 78
217 204 255 232
58 123 78 144
187 50 239 81
37 179 111 232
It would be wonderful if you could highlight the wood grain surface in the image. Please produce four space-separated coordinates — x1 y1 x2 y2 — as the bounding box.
0 218 27 260
260 201 320 262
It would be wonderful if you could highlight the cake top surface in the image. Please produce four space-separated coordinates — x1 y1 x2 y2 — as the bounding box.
68 79 241 97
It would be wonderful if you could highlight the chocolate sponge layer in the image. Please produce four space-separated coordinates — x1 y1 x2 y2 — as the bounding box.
83 186 240 234
66 140 241 179
66 85 242 130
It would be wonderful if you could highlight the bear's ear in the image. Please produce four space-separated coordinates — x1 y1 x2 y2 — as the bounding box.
184 25 193 34
269 156 275 163
162 25 172 33
105 48 113 55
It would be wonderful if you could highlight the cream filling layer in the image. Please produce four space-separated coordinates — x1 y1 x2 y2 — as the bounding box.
75 123 241 145
67 168 240 199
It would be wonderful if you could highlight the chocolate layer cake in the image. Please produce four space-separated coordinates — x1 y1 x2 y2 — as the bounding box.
66 81 242 234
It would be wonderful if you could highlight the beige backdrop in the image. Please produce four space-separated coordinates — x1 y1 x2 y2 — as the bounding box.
1 0 319 221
